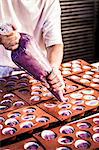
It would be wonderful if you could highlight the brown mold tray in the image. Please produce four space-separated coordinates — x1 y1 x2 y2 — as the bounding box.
60 59 96 77
0 73 37 92
67 70 99 91
0 137 44 150
13 78 84 106
13 84 56 105
63 78 84 94
0 106 58 142
0 92 29 114
37 88 99 122
34 113 99 150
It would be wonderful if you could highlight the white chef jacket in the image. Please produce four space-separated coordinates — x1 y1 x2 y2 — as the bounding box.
0 0 63 68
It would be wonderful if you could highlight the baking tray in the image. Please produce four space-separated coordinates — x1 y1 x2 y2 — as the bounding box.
67 70 99 91
0 106 58 143
0 92 29 114
34 113 99 150
37 88 99 122
60 59 96 77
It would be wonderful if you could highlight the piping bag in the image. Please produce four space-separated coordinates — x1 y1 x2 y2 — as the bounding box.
0 24 65 102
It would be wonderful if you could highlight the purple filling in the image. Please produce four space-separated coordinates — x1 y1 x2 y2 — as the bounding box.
20 121 33 128
5 118 19 127
76 131 91 139
2 127 17 135
22 114 35 120
41 130 56 140
58 103 71 109
60 126 74 134
18 82 28 87
36 116 49 123
93 118 99 125
73 105 85 111
59 110 72 116
24 141 39 150
9 75 19 80
13 101 25 107
18 88 29 94
93 127 99 133
94 137 99 142
58 136 73 144
6 81 16 86
93 134 99 143
0 78 6 84
75 140 91 150
3 93 14 99
23 107 36 113
8 112 21 118
1 100 12 108
75 140 90 149
77 122 91 129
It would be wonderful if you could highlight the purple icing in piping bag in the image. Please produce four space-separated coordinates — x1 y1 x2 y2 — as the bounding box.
0 24 65 102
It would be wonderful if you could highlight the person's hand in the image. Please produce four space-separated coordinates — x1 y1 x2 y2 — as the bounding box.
0 25 20 50
47 67 65 92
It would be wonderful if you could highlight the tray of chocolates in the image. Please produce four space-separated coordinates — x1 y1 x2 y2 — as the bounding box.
37 88 99 122
12 78 84 106
12 84 55 105
0 106 58 142
0 73 33 92
67 70 99 91
33 113 99 150
63 78 84 94
0 137 44 150
0 92 29 114
60 59 96 77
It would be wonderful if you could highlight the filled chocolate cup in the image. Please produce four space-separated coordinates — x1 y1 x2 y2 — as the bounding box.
2 127 17 135
58 110 72 116
41 130 56 140
1 99 12 108
8 112 21 118
44 102 57 108
93 118 99 125
20 121 34 128
77 122 91 129
58 136 73 145
30 96 40 102
13 101 25 107
36 116 49 123
76 131 91 139
93 133 99 143
3 93 15 99
23 107 36 113
24 141 40 150
22 114 35 121
75 140 91 149
58 103 71 109
5 118 19 127
60 125 74 134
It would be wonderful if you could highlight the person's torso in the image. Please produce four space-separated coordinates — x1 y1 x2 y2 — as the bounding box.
0 0 48 67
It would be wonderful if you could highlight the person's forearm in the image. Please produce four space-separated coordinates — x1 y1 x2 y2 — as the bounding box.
47 44 64 69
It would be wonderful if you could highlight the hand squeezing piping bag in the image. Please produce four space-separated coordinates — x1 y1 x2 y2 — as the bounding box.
0 24 65 102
